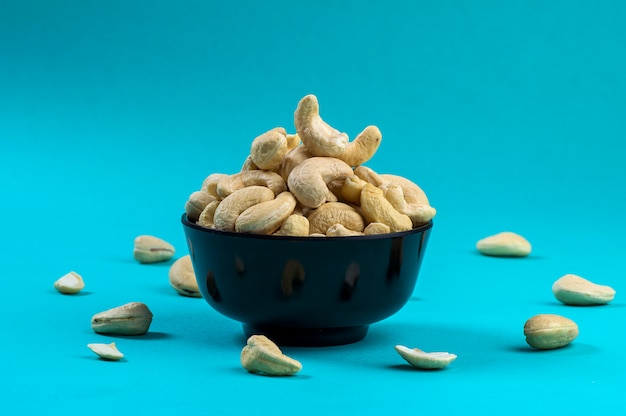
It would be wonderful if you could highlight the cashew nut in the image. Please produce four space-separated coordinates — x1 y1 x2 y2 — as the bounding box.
197 200 220 228
250 127 288 171
185 190 216 222
364 222 391 235
341 174 368 205
338 125 382 167
307 202 365 235
240 335 302 376
213 186 275 231
240 155 259 171
294 94 348 157
279 145 312 182
216 170 287 198
360 183 412 232
286 133 301 150
382 179 436 226
276 214 310 237
235 191 297 235
202 173 229 199
354 165 385 186
287 157 354 208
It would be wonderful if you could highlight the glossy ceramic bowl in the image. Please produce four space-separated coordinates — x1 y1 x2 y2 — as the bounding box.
181 214 433 346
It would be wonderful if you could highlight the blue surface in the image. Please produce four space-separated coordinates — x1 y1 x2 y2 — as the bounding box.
1 1 625 414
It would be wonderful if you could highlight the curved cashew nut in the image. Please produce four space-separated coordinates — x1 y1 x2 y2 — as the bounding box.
276 214 310 237
250 127 288 171
287 157 354 208
185 190 216 222
217 170 287 198
197 200 221 228
235 191 297 235
294 94 348 157
338 125 382 167
326 223 364 237
202 173 229 199
307 202 365 235
380 174 436 226
279 145 312 182
360 183 412 232
213 186 275 231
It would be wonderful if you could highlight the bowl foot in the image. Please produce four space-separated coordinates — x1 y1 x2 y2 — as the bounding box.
242 324 369 347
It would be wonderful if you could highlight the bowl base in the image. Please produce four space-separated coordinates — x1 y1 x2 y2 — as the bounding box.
242 324 369 347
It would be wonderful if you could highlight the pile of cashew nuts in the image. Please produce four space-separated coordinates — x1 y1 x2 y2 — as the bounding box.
184 94 436 237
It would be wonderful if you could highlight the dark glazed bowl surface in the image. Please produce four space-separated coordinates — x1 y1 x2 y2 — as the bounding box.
181 214 432 346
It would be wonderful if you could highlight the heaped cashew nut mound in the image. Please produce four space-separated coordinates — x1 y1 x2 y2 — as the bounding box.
184 94 436 236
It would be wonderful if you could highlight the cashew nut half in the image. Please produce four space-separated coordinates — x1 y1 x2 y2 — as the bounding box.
213 186 275 231
294 94 348 157
287 157 354 208
235 191 297 235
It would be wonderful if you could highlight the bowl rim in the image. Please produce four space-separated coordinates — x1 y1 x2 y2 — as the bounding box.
181 214 432 242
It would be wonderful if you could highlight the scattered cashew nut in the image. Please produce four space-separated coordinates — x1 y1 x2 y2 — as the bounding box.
133 235 175 264
395 345 457 370
476 232 532 257
524 314 578 350
91 302 153 336
169 255 202 297
552 274 616 306
87 342 124 361
53 271 85 294
240 335 302 376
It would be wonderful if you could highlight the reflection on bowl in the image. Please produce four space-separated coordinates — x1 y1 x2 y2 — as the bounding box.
181 214 433 346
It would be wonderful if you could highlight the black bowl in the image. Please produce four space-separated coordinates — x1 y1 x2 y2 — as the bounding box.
181 214 433 346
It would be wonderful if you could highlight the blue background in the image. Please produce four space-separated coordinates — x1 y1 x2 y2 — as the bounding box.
1 0 625 414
